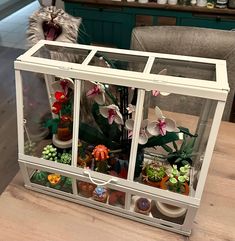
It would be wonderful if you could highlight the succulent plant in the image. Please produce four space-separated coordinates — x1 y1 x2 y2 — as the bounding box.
167 164 190 193
163 134 197 168
144 162 166 182
58 151 72 165
32 170 47 184
42 144 58 161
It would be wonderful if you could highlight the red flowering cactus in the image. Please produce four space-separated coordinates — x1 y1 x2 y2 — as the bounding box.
55 91 68 103
45 78 74 135
52 102 62 114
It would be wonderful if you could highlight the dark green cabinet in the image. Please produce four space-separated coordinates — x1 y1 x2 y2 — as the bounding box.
64 1 235 49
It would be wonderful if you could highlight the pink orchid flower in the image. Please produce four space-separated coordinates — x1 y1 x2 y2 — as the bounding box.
99 104 123 125
147 106 179 136
125 119 149 145
86 83 105 105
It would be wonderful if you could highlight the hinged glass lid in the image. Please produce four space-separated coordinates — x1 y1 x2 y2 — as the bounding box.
16 40 229 100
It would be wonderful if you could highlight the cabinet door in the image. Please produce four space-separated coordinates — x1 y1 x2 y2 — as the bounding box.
65 3 135 49
180 14 235 30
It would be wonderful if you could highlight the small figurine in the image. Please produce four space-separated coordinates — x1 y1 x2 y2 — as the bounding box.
93 186 108 203
134 197 151 215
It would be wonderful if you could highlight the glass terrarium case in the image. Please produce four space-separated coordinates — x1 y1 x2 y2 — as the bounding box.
15 40 229 236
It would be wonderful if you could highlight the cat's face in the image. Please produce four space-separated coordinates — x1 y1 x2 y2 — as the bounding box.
27 6 81 47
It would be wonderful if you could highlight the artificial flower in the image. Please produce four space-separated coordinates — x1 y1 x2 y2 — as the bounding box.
86 83 105 105
60 79 69 96
147 106 179 136
52 102 62 114
99 104 123 125
126 104 136 114
61 115 72 122
55 91 68 103
125 119 149 145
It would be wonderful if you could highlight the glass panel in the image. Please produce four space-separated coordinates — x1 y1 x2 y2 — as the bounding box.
77 80 131 179
88 51 148 72
130 195 187 224
133 89 216 197
29 168 72 193
150 58 216 81
77 180 126 208
22 71 74 165
32 44 90 63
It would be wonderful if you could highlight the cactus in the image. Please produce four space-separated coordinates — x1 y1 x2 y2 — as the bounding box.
145 162 166 182
42 144 58 161
58 151 72 165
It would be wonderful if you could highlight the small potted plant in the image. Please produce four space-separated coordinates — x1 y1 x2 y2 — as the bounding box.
163 133 197 168
77 141 92 168
92 144 110 174
160 164 190 195
142 161 167 188
45 78 74 147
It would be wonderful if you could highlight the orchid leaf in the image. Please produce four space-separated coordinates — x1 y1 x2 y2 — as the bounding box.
141 132 179 149
162 144 173 153
79 122 120 150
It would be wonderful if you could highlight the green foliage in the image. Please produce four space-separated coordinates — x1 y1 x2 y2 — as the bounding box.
32 170 47 184
44 118 60 134
58 151 72 165
168 164 190 193
145 163 166 182
42 145 58 161
164 133 197 167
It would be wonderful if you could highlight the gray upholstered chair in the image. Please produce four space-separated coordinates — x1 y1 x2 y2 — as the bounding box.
130 26 235 121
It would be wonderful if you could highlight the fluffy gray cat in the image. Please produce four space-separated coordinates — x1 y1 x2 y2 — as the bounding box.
27 6 81 46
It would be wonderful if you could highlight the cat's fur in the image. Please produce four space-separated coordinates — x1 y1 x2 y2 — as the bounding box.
27 6 81 46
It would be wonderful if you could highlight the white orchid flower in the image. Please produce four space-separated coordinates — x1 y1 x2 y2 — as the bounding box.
99 104 123 125
126 104 136 114
147 106 179 136
86 83 105 105
125 119 149 145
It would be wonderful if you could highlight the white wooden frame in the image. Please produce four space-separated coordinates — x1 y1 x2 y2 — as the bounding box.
14 41 229 236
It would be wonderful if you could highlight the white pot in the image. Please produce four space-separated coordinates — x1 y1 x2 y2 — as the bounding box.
196 0 207 6
155 201 187 218
157 0 168 4
138 0 148 3
168 0 178 4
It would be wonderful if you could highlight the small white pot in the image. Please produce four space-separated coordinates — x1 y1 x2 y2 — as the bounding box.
155 201 187 218
157 0 168 4
168 0 178 4
196 0 207 6
138 0 149 3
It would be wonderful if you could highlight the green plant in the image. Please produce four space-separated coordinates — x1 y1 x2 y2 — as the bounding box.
168 164 190 193
143 162 166 182
42 144 58 161
163 133 197 167
58 151 72 165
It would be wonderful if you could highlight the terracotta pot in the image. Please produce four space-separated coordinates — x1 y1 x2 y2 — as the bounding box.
57 127 72 141
142 170 163 188
77 153 92 168
78 181 96 198
160 176 189 195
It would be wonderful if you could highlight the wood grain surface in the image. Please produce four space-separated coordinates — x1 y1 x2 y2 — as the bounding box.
0 120 234 241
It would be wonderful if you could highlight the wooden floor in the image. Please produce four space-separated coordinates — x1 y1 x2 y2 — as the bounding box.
0 46 24 193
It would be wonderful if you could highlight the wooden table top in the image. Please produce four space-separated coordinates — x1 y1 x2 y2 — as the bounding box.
0 120 234 241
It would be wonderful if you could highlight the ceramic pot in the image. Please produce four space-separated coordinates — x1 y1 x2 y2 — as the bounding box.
168 0 178 4
57 126 72 141
157 0 167 4
78 181 96 198
160 176 189 195
155 201 187 218
77 153 92 168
